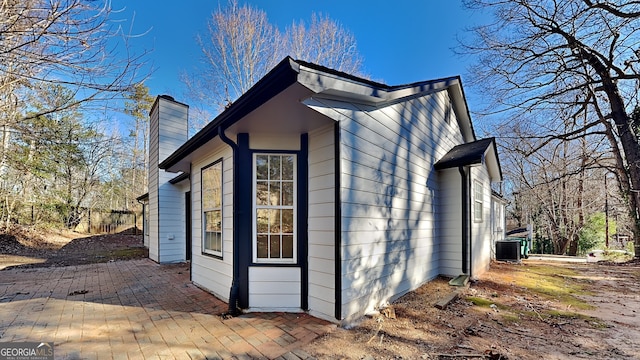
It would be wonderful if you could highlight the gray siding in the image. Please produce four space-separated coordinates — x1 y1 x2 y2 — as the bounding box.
471 167 492 277
437 168 463 277
148 103 160 261
307 124 336 321
190 144 233 301
307 89 464 323
148 97 189 263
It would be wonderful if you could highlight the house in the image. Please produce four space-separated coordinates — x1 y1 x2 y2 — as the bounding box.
142 57 504 325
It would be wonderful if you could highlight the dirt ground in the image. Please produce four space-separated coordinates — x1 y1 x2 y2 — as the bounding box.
0 226 147 270
304 260 640 360
1 228 639 359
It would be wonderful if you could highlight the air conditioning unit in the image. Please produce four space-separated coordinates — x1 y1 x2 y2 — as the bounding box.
496 240 521 261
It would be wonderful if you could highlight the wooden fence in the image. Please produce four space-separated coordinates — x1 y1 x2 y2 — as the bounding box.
75 209 142 234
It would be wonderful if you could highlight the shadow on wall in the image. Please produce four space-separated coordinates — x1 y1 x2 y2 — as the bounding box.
340 91 455 322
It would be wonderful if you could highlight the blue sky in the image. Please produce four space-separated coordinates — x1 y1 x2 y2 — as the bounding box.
112 0 491 114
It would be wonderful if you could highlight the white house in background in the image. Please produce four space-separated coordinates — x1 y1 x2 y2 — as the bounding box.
141 57 504 325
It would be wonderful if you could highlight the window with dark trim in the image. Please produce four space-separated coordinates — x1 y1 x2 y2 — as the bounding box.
202 159 223 257
253 153 296 263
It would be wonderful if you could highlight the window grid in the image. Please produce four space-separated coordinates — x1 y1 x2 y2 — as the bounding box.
254 154 296 263
202 160 223 256
474 180 483 223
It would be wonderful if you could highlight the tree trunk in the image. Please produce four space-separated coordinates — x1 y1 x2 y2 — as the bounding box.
577 47 640 258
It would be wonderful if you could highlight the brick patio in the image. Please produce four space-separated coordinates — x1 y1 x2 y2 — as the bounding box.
0 259 334 359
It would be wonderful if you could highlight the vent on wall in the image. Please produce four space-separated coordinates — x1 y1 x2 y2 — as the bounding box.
496 240 521 261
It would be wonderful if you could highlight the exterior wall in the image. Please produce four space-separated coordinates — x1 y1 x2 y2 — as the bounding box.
190 144 234 302
246 134 303 312
490 195 506 259
149 102 159 261
307 124 336 321
470 166 492 277
310 90 464 323
248 267 301 310
148 97 189 263
437 168 463 277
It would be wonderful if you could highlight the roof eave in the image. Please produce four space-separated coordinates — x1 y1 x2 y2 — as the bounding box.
159 57 301 170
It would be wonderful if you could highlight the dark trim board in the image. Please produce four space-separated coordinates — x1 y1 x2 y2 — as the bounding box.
237 133 252 309
185 191 191 261
334 122 342 321
299 133 309 311
241 133 310 310
459 166 468 275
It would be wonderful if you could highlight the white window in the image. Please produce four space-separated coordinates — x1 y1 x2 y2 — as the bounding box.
253 154 296 263
202 160 223 257
144 203 149 236
474 180 483 222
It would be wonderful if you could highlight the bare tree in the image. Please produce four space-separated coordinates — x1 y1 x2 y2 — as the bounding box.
462 0 640 257
286 13 364 76
0 0 148 125
182 0 365 131
502 111 611 255
183 0 284 126
123 83 154 207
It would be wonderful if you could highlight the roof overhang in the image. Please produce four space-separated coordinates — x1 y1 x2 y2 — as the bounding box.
169 172 190 184
434 138 503 182
159 56 478 171
159 57 300 171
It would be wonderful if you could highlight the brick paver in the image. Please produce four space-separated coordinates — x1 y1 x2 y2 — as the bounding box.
0 259 334 359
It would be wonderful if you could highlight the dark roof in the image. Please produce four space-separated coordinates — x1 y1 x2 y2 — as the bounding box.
159 57 300 170
169 172 190 184
434 138 495 170
159 56 474 170
294 59 391 89
136 193 149 202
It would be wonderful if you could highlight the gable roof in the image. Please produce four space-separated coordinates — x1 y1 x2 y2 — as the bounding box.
434 138 503 181
159 57 478 171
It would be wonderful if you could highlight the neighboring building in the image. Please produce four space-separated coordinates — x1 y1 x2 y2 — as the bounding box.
142 57 504 325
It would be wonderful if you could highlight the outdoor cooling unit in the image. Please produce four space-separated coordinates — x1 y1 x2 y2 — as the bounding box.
495 240 521 261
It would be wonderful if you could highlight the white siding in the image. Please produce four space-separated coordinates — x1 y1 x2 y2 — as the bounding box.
249 134 300 150
307 89 464 324
307 124 336 321
471 167 492 277
190 145 234 301
437 168 463 277
490 194 506 260
248 267 301 310
148 102 160 261
148 97 189 263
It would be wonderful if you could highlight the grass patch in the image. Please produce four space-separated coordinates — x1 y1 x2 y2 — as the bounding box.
514 264 595 310
602 250 634 263
466 296 509 310
467 296 521 324
501 313 521 324
545 310 608 328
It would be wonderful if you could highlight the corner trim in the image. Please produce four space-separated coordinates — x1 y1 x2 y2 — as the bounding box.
334 122 342 321
299 133 309 310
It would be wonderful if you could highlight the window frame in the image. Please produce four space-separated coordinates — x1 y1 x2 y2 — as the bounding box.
474 179 484 223
143 203 149 236
201 158 223 258
252 153 297 264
